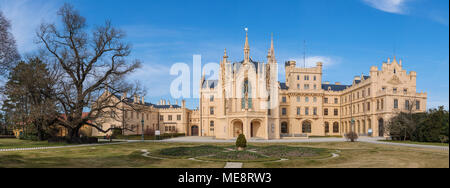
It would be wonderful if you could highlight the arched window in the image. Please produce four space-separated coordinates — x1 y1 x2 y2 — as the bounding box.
241 79 252 109
325 122 330 133
333 122 339 133
281 122 288 134
302 121 312 133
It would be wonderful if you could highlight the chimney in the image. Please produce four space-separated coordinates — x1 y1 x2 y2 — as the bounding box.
324 81 330 84
134 95 138 103
335 82 341 85
354 76 361 81
175 100 178 105
141 96 145 104
182 100 186 108
168 100 171 105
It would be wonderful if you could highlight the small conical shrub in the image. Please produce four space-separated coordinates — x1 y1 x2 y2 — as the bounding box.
236 134 247 150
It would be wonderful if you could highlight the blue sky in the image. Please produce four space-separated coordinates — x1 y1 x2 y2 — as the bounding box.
1 0 448 109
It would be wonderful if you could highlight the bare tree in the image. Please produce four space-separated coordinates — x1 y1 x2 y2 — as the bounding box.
37 3 141 141
0 11 20 75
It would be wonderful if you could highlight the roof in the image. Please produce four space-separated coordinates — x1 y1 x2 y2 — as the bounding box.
322 84 350 91
234 58 260 72
279 82 289 90
114 95 181 109
202 80 218 89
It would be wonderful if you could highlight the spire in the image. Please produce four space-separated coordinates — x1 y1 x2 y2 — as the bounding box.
223 48 228 59
270 33 274 56
267 33 276 63
244 28 250 62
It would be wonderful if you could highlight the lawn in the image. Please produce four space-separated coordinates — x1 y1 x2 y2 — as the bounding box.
0 141 448 168
0 138 116 149
379 140 449 147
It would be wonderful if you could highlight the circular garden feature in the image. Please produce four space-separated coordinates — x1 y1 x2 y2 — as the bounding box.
155 145 332 162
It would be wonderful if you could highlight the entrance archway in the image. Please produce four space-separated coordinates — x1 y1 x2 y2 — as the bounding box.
250 120 263 138
191 125 199 136
232 120 244 138
378 118 384 137
302 120 312 133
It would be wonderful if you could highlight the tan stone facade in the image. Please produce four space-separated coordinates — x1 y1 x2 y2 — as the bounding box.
91 93 191 137
94 32 427 140
196 32 427 139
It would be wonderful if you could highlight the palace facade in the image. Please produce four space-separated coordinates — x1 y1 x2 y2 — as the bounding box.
94 31 427 140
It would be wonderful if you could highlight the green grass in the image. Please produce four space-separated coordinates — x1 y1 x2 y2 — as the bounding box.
0 141 448 168
379 140 449 147
0 138 118 149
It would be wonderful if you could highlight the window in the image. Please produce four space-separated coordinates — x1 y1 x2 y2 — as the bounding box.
305 107 309 115
314 76 317 81
368 88 371 96
168 115 172 121
210 95 214 102
177 115 181 120
210 107 214 115
313 97 317 103
297 84 300 89
313 107 317 115
324 108 329 116
304 75 309 81
282 96 287 103
282 108 287 116
381 99 384 109
302 121 312 133
304 84 310 90
393 88 397 94
362 90 365 97
367 102 370 111
313 85 317 90
296 96 300 102
160 115 164 121
377 100 380 110
334 109 338 116
333 122 339 133
404 89 408 94
416 101 420 110
405 100 410 110
124 111 128 118
394 99 398 109
210 121 214 127
324 98 328 104
297 107 301 115
297 75 300 80
325 122 330 133
146 114 149 120
305 97 309 102
334 98 338 104
281 122 288 134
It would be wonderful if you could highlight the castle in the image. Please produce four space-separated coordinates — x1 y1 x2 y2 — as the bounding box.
93 31 427 140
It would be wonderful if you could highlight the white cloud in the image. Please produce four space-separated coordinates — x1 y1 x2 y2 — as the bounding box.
126 63 174 98
0 0 60 54
363 0 408 14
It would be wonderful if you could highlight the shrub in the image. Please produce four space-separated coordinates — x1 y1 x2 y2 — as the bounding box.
345 131 358 142
111 128 122 139
236 134 247 149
